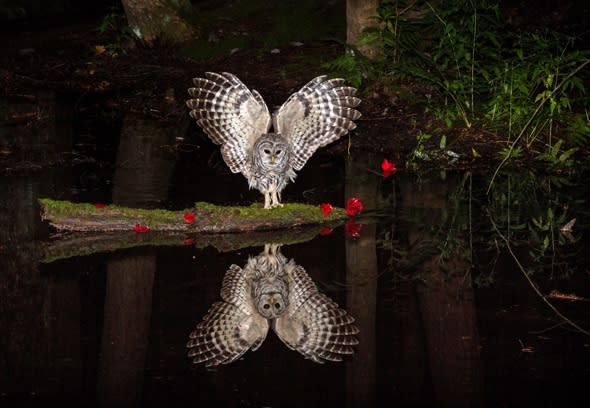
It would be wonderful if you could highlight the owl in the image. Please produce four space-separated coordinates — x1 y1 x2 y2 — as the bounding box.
186 72 361 208
187 244 359 366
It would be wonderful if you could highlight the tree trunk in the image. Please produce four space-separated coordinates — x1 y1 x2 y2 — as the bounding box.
346 0 380 58
121 0 197 46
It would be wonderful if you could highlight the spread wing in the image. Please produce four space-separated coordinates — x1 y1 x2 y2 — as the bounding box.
273 263 359 363
186 72 272 174
187 264 269 367
273 76 361 171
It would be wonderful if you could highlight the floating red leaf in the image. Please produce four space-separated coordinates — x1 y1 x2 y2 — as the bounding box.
319 203 333 217
381 159 397 178
345 219 362 238
184 238 194 246
319 226 334 236
133 223 150 233
345 196 364 217
183 212 196 224
94 203 107 208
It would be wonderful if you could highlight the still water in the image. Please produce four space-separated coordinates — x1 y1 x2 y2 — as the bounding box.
1 93 589 406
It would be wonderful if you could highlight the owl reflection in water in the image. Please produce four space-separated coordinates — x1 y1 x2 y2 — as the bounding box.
186 72 361 208
187 244 359 366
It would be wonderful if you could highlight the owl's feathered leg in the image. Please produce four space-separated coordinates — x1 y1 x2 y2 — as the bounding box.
270 190 283 208
264 192 271 209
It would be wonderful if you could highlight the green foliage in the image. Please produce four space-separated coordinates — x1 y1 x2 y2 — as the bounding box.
536 139 578 169
96 11 135 55
321 45 375 89
498 145 523 161
325 0 590 167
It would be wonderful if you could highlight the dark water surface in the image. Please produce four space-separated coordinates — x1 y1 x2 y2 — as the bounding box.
1 94 589 406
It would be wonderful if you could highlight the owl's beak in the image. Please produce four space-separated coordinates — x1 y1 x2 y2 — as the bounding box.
271 155 276 164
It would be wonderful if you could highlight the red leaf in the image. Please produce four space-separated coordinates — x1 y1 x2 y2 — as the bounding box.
184 238 194 245
319 226 334 236
183 212 196 224
319 203 333 217
345 196 364 217
94 203 107 208
381 158 397 178
133 223 150 233
345 219 362 238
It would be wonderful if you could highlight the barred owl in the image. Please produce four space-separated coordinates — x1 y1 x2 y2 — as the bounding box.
187 244 359 366
186 72 361 208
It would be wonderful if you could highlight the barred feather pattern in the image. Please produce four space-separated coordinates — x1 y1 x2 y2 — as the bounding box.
186 72 271 174
186 72 361 208
273 264 360 363
274 75 362 171
187 264 269 367
186 244 359 366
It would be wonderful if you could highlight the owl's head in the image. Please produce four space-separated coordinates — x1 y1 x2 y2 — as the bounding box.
253 134 290 169
255 292 288 319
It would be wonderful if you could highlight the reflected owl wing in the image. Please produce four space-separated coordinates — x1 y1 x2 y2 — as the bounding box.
187 72 272 174
274 76 361 171
272 263 359 363
187 264 269 367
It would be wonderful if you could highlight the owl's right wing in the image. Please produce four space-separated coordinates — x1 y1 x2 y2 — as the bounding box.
186 72 272 174
187 264 269 367
273 263 359 363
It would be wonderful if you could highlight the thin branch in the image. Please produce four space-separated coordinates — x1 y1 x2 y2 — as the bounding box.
488 211 589 336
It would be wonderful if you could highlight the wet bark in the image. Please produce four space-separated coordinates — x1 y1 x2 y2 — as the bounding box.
121 0 197 46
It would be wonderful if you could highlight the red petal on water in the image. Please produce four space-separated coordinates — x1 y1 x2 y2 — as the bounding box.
183 212 196 224
345 196 364 217
345 219 362 238
381 159 397 178
319 203 333 217
319 226 334 236
133 224 150 233
94 203 107 208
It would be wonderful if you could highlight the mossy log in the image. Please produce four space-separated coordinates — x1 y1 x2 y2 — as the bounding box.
39 199 346 233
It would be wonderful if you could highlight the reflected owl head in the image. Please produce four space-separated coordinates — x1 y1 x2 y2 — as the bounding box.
255 292 288 319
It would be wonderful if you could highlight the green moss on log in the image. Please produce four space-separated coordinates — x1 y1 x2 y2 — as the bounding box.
39 199 347 233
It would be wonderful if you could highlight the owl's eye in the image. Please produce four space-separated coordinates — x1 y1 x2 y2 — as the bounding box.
263 149 271 155
275 149 282 155
263 304 270 310
274 303 281 309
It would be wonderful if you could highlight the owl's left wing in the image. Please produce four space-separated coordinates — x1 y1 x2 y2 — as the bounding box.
187 264 269 367
187 72 272 175
273 76 361 171
273 263 359 363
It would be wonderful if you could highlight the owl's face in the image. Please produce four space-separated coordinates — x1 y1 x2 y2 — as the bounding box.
255 292 288 319
253 135 290 170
